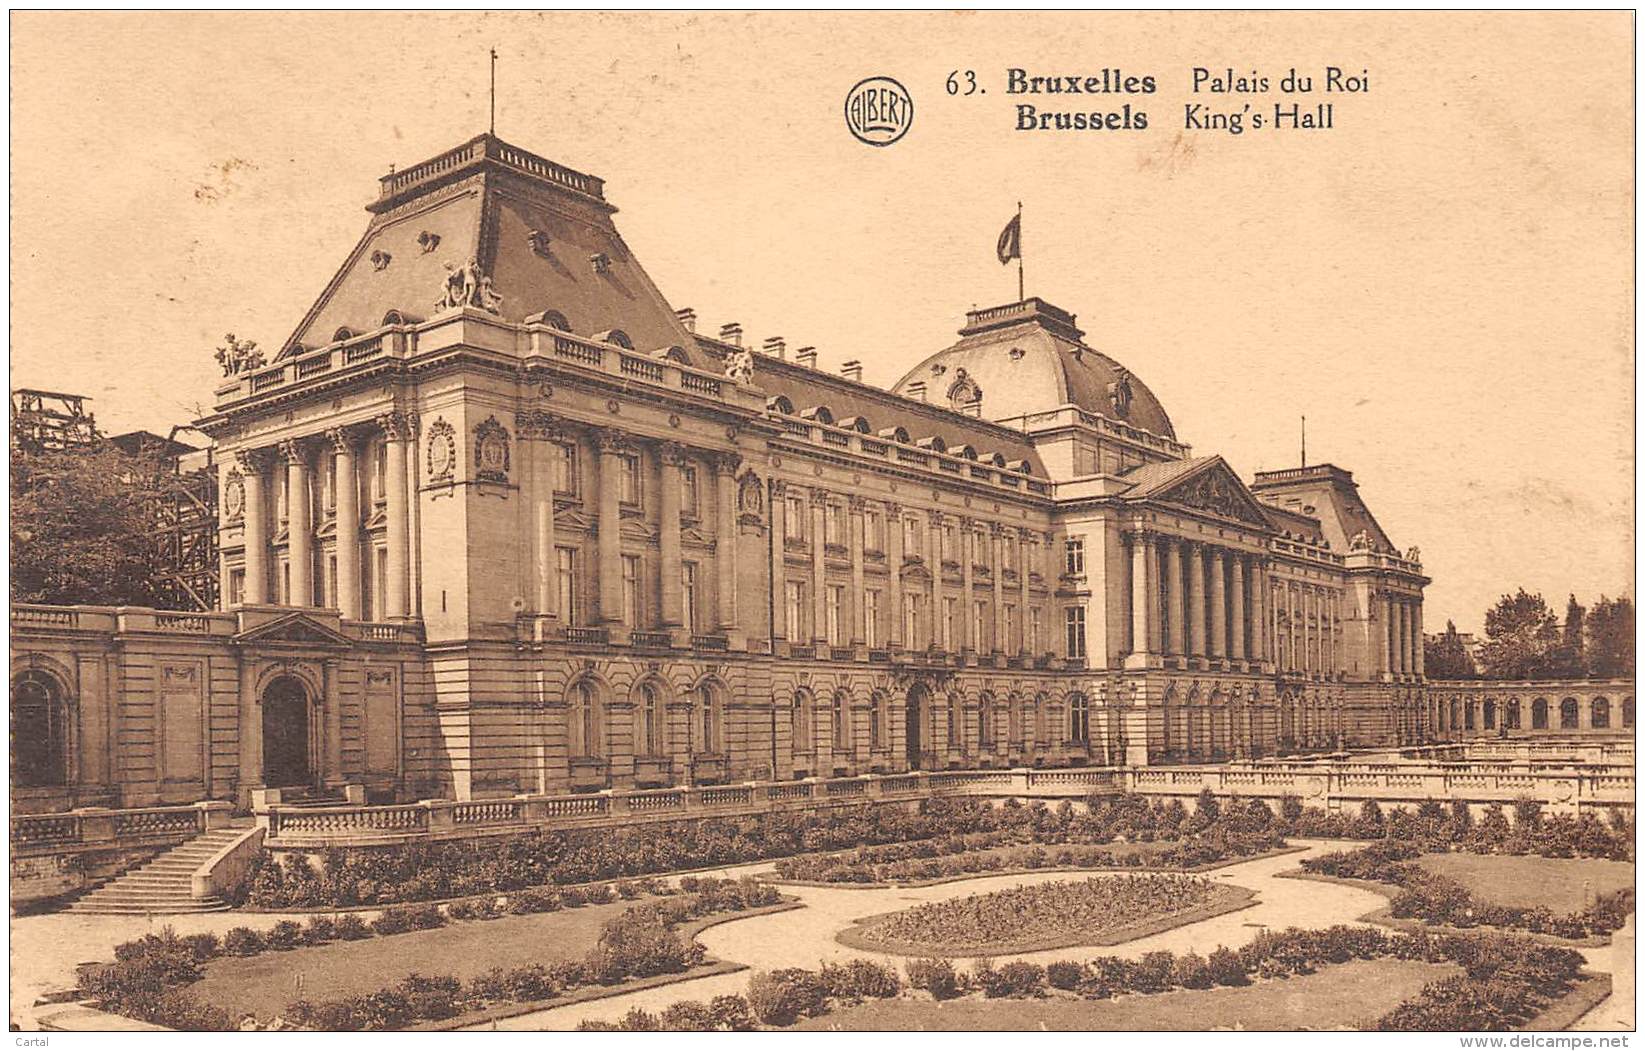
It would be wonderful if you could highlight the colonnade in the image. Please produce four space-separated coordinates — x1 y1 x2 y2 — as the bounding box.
1272 579 1342 678
1127 531 1267 669
1382 591 1424 678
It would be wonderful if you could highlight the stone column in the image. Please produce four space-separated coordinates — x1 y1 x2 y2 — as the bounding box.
886 502 904 649
1017 530 1031 655
1301 586 1314 676
1208 547 1228 663
515 413 560 621
960 517 976 654
237 449 269 605
281 440 313 607
929 512 946 649
1229 554 1247 664
327 429 362 619
991 525 1006 655
1400 600 1413 676
715 454 740 637
1250 557 1267 666
810 488 828 644
1413 597 1425 678
595 429 627 627
323 658 342 785
378 413 411 619
848 496 866 645
1186 541 1206 666
1165 538 1186 663
1126 530 1154 668
658 443 686 634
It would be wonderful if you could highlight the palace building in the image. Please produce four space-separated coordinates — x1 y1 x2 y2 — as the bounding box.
10 132 1432 812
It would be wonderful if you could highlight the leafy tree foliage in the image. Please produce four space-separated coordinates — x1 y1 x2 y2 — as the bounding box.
1585 595 1635 678
11 443 172 606
1477 590 1562 680
1423 620 1477 679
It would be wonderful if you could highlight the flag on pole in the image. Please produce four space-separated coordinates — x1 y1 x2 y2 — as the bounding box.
996 212 1021 265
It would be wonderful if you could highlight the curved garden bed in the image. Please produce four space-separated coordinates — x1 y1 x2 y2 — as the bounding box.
835 873 1257 956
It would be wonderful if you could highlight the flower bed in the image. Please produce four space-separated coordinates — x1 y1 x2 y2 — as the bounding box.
836 873 1256 956
1298 841 1634 941
584 926 1587 1032
1288 798 1633 862
76 877 782 1031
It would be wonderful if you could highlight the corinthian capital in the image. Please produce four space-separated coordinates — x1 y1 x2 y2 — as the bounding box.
593 427 631 455
325 427 359 455
515 410 562 441
659 441 690 468
376 411 410 441
234 447 271 472
277 438 309 465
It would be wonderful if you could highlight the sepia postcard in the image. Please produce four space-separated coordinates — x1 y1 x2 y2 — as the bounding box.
6 10 1636 1041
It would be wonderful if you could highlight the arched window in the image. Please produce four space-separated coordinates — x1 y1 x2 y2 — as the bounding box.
596 329 633 349
1532 698 1549 730
792 690 814 754
978 693 995 749
569 680 603 758
1560 698 1580 730
1007 692 1024 748
767 396 795 415
869 691 887 750
1069 692 1090 744
11 671 68 787
1033 693 1050 746
695 682 724 753
832 690 851 752
1591 697 1611 729
1449 699 1460 729
1505 699 1522 730
537 310 571 332
332 327 355 342
1483 700 1496 730
946 698 959 748
636 682 665 757
1464 702 1476 731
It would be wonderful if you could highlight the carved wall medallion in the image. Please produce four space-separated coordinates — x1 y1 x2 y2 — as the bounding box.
223 470 245 521
527 229 552 256
417 230 441 253
539 382 555 400
427 418 457 482
606 399 620 415
668 413 681 428
946 367 983 409
473 416 511 482
737 472 765 515
370 249 392 271
590 252 611 273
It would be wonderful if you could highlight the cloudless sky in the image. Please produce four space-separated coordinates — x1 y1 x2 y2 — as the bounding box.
10 11 1633 632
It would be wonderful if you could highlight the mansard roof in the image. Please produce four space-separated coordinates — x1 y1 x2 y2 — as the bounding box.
691 336 1048 474
281 134 697 364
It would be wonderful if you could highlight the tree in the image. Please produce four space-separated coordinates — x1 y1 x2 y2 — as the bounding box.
11 443 171 606
1545 595 1588 679
1477 590 1561 680
1586 596 1635 678
1424 620 1477 679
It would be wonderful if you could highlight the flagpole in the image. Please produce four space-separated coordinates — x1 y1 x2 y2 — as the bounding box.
490 49 498 135
1016 201 1024 304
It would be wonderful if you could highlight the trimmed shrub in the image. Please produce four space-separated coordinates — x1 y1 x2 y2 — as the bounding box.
334 913 371 940
222 926 264 957
1172 951 1213 989
265 919 304 951
905 957 960 1000
301 915 337 945
820 958 901 1001
1046 960 1085 990
746 968 830 1026
1207 946 1249 986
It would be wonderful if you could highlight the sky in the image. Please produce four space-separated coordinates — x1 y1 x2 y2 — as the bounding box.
9 11 1633 633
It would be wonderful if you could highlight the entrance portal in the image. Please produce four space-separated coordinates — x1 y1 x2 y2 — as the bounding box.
905 683 926 769
262 676 312 788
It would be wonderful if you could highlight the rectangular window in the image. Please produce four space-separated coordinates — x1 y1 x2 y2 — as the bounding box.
322 556 336 610
324 458 337 512
557 547 579 624
1030 607 1043 654
826 584 845 645
1066 606 1087 660
942 596 957 651
1005 603 1018 653
864 589 881 648
1003 539 1017 573
903 516 922 559
975 529 991 568
903 593 922 646
785 495 806 540
228 569 245 607
374 547 388 619
373 442 388 505
555 442 580 496
1064 537 1085 577
825 504 845 546
973 600 987 652
682 561 698 635
784 580 806 639
865 509 884 552
619 454 642 506
622 554 642 627
681 465 699 518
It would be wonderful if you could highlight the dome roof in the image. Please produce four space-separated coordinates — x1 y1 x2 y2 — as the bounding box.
891 298 1176 441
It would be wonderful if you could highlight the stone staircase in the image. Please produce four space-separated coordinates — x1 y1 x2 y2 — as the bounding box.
67 828 246 915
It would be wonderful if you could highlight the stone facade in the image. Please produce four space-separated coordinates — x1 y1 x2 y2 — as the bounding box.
10 133 1437 808
1428 679 1635 737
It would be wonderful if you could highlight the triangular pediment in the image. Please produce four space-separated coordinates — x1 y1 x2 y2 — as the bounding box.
234 611 353 649
1126 457 1272 529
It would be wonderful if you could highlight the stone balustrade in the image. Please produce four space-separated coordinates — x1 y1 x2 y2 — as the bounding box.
242 756 1633 848
11 801 233 856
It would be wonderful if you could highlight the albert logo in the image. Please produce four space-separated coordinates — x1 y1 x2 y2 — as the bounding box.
845 76 914 147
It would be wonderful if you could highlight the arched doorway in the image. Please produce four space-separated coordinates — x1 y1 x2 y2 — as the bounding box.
905 683 927 769
11 671 69 787
262 676 312 788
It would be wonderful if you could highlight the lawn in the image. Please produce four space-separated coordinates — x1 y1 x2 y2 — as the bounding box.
793 958 1460 1031
1416 854 1634 914
189 897 645 1022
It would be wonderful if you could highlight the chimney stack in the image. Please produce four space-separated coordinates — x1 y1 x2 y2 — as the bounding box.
676 307 697 333
719 322 743 347
841 360 863 381
796 346 818 369
762 336 787 360
906 380 927 402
